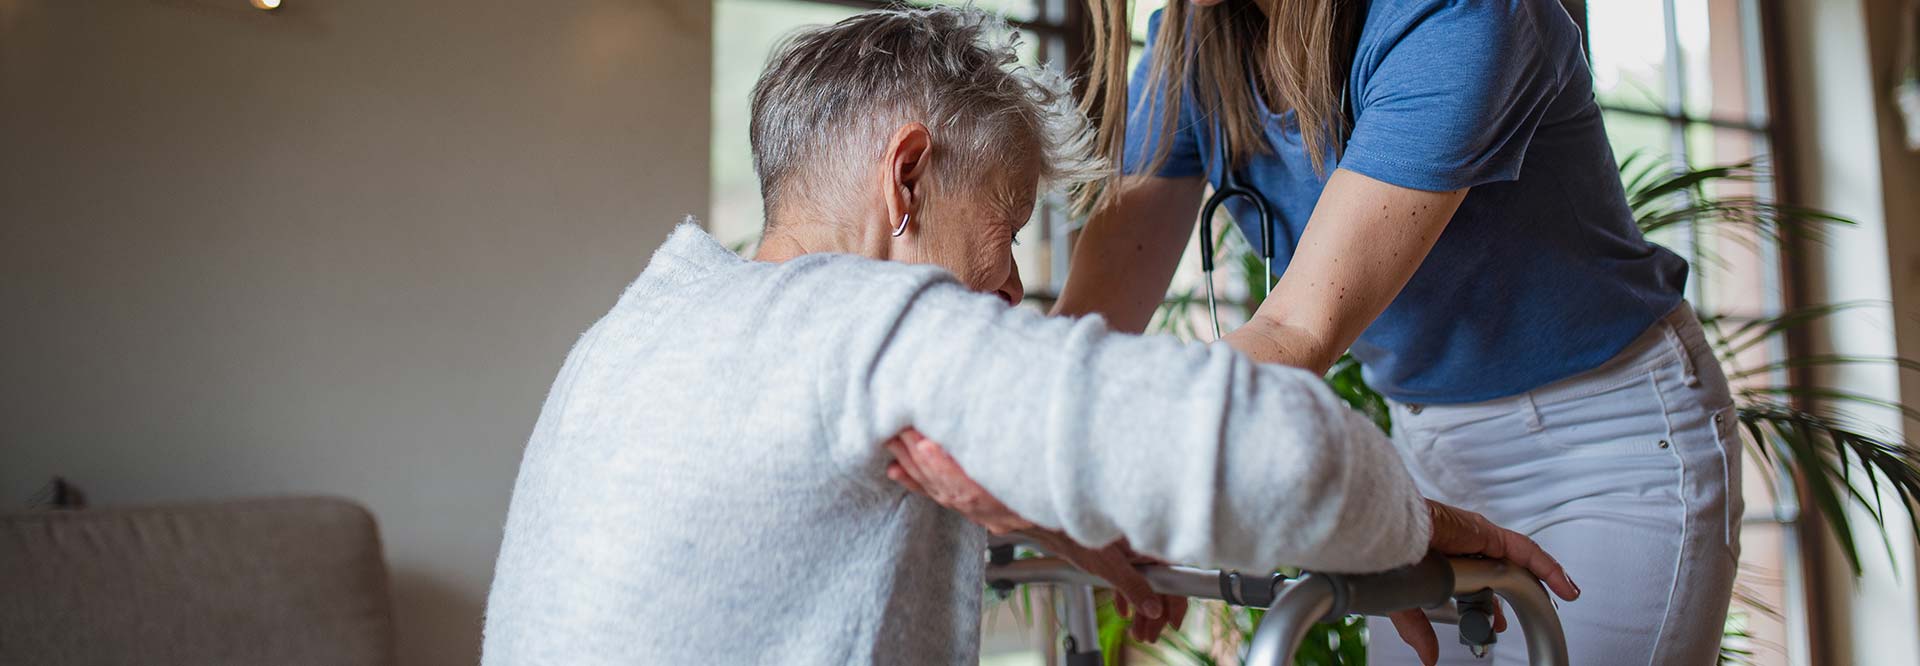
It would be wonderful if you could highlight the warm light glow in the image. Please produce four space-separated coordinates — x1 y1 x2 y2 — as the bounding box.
249 0 281 9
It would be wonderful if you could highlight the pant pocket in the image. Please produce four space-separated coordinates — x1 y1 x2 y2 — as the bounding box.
1413 409 1579 513
1535 370 1678 456
1388 420 1466 504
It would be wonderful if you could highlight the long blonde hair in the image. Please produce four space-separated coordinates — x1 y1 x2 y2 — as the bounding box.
1079 0 1361 213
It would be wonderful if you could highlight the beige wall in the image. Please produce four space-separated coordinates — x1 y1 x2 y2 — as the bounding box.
0 0 710 663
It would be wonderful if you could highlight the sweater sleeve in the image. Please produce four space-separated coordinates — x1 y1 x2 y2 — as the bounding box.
841 277 1431 574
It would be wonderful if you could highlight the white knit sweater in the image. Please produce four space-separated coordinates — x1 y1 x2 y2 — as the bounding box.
481 225 1430 665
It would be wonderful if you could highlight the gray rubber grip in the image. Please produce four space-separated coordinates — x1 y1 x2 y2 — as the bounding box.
1328 551 1457 616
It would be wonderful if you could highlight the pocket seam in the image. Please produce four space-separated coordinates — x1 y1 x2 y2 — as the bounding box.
1709 404 1744 558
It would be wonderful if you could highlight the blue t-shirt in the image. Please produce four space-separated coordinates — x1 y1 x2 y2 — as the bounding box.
1122 0 1688 404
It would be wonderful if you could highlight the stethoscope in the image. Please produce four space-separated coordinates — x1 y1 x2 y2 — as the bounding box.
1193 83 1349 338
1196 126 1279 339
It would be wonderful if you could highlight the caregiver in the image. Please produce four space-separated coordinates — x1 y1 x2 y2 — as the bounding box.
893 0 1741 663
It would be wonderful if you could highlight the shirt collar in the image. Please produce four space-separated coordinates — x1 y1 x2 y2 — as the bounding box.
645 220 747 283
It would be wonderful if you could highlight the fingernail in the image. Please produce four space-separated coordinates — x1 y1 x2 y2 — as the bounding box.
1142 598 1164 618
1551 571 1582 602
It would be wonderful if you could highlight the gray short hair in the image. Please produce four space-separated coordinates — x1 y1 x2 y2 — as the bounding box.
748 6 1102 222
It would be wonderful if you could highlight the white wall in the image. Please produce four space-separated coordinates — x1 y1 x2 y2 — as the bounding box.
1777 0 1920 663
0 1 710 664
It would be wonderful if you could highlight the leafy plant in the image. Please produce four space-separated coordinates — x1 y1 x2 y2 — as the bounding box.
1720 610 1758 666
1097 155 1920 664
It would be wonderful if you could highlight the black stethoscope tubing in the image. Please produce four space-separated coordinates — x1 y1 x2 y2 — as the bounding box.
1194 83 1351 338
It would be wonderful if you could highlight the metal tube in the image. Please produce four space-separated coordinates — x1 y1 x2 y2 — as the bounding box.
1450 559 1570 666
986 558 1229 599
1204 277 1222 339
1060 583 1101 661
1263 255 1274 298
1242 574 1335 666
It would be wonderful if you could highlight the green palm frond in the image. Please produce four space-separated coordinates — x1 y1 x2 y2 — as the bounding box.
1738 386 1920 425
1624 155 1852 278
1704 301 1883 360
1737 401 1920 574
1726 353 1920 382
1719 611 1758 665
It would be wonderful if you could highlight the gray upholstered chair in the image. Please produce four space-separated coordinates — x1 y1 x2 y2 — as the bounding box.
0 496 396 666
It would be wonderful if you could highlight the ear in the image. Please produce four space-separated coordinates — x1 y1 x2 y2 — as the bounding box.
883 123 932 236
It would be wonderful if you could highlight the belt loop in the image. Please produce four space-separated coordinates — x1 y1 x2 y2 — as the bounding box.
1662 320 1702 388
1523 392 1544 433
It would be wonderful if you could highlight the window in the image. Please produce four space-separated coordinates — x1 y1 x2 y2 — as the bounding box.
708 0 866 250
1586 0 1803 664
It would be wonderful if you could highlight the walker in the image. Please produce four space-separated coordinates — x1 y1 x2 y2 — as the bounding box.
985 540 1570 665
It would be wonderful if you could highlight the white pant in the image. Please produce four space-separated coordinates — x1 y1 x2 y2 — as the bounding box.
1366 302 1742 665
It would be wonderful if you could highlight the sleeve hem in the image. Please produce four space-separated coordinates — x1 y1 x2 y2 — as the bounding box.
1337 149 1519 193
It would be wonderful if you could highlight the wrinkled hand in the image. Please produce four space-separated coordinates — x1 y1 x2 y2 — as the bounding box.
1388 500 1582 666
883 428 1032 535
1023 531 1189 643
884 429 1188 643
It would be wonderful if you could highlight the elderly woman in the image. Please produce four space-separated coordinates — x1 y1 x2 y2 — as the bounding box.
481 7 1573 665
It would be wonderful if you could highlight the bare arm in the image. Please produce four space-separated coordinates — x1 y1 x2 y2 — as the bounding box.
1222 168 1468 373
1051 175 1207 332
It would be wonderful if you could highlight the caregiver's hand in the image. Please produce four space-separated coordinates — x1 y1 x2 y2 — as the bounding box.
885 430 1188 643
1388 500 1582 666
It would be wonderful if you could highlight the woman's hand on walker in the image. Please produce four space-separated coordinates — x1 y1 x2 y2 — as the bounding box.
884 429 1188 642
1388 500 1582 665
1022 531 1189 644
